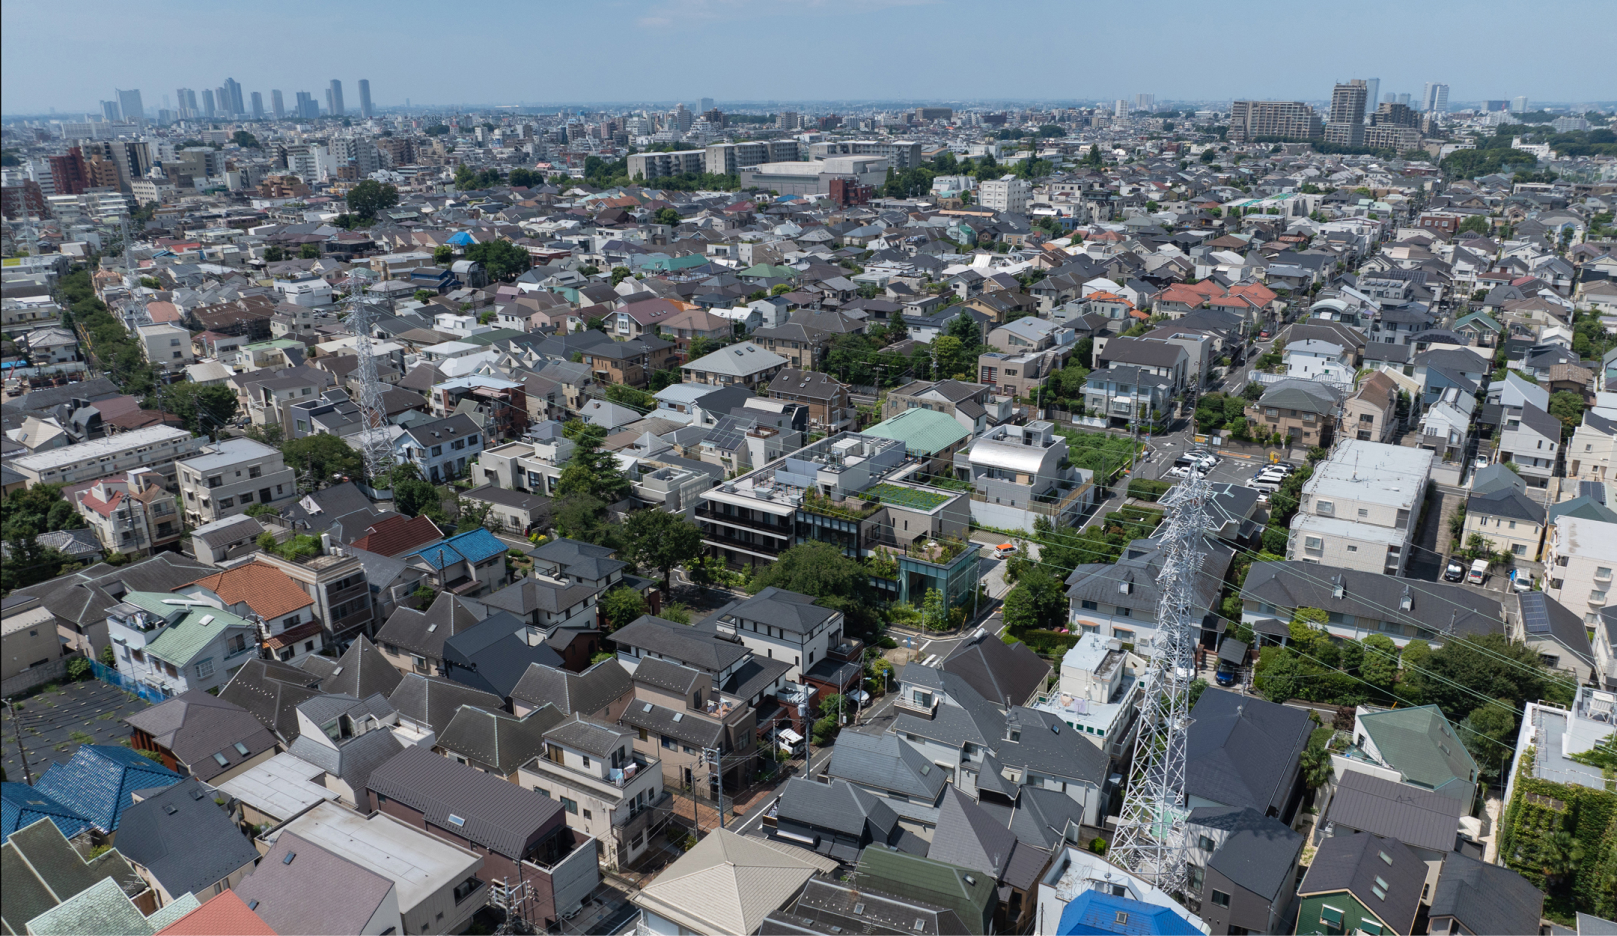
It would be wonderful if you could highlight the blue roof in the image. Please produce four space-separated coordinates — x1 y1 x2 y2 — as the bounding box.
1057 892 1203 936
412 540 466 570
32 745 182 834
443 528 507 564
446 231 475 245
1 782 93 843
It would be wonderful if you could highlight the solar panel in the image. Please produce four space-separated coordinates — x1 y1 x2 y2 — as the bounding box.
705 415 750 451
1519 591 1553 635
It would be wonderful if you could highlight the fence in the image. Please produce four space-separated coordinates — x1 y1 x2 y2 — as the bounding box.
0 656 73 697
89 659 171 705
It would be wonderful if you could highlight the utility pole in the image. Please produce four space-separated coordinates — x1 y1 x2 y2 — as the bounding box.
7 699 32 785
704 747 724 830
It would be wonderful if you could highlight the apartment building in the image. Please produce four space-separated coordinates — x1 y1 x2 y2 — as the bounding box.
516 717 662 870
9 424 208 488
1544 515 1617 627
136 323 194 371
807 140 923 170
1566 410 1617 481
978 178 1031 214
1290 440 1433 574
175 438 298 527
251 542 374 644
704 140 799 175
73 468 183 555
1247 379 1344 448
1228 101 1323 142
1343 372 1399 443
626 150 704 180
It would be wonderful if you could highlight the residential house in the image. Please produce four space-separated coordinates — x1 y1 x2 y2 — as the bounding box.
1335 704 1480 806
881 378 1002 438
0 818 157 934
441 611 566 701
515 716 663 870
186 516 267 566
249 542 374 647
630 828 838 936
1463 484 1545 561
1066 536 1234 647
681 340 789 389
375 592 483 678
173 561 322 666
613 653 761 792
1031 634 1143 773
106 592 260 698
1544 514 1617 625
459 484 550 536
854 846 998 936
366 746 601 930
930 786 1050 933
115 778 259 908
1084 365 1176 428
122 691 279 784
1183 806 1304 936
1567 410 1617 481
30 743 183 840
72 469 183 556
174 438 297 528
1247 379 1344 448
1285 339 1356 387
1426 851 1545 936
2 597 62 686
394 414 484 484
763 878 975 936
284 693 406 806
1343 372 1399 443
766 776 908 864
1597 606 1617 690
1294 832 1424 936
767 368 854 433
1241 561 1506 650
1095 335 1190 394
402 527 511 598
232 831 403 936
1290 440 1432 575
1184 688 1311 824
861 407 974 473
959 421 1094 532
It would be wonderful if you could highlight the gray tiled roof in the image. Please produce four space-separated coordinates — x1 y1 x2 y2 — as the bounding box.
611 615 750 673
387 672 503 734
619 699 723 748
1429 851 1543 936
1298 832 1424 935
439 705 564 775
940 627 1051 709
365 745 562 858
509 659 632 716
375 592 483 661
113 779 259 899
543 715 632 759
1186 688 1311 815
217 658 324 742
318 635 403 700
121 691 278 783
629 657 703 695
285 722 405 796
1324 771 1462 852
234 832 396 936
929 787 1016 878
774 777 897 843
1465 486 1546 524
725 588 837 634
1241 561 1505 641
1188 805 1305 902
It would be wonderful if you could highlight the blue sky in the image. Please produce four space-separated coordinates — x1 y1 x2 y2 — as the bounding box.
3 0 1611 115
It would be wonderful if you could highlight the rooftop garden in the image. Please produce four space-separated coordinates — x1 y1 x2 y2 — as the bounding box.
866 483 951 512
905 537 969 565
256 531 321 562
801 488 882 521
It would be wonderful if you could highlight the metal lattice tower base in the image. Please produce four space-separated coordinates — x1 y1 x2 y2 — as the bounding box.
1109 471 1214 896
345 280 395 484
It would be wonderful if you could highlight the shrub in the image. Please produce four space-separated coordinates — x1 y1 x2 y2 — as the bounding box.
65 657 91 681
1089 837 1108 854
1127 478 1172 502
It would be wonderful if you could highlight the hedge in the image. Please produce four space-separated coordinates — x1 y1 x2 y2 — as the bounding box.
1499 746 1617 921
1127 478 1172 502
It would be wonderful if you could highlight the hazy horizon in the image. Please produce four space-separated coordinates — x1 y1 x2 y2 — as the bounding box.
4 0 1612 116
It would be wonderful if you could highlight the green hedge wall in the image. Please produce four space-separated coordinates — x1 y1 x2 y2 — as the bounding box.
1500 746 1617 921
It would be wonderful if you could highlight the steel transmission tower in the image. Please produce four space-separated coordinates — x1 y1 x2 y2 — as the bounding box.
1110 471 1214 895
345 280 395 483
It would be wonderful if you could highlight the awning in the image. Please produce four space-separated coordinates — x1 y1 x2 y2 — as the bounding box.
778 727 803 745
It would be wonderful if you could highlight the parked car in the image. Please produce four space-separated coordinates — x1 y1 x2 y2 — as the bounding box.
1215 664 1238 687
1443 559 1465 582
1167 465 1195 479
994 543 1017 558
1510 569 1533 593
1245 477 1283 493
1467 558 1489 585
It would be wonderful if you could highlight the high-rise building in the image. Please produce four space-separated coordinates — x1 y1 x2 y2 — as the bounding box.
1228 100 1322 142
223 78 244 116
216 86 228 117
700 97 714 113
296 91 318 120
1134 93 1154 111
358 79 373 118
48 148 90 196
117 89 144 124
1371 102 1421 129
251 91 264 120
202 89 216 119
1384 93 1396 105
776 110 797 130
1512 95 1530 113
271 90 284 119
1397 93 1410 106
175 87 192 119
328 80 345 117
1422 82 1449 114
1325 79 1368 145
100 100 121 123
1362 79 1380 120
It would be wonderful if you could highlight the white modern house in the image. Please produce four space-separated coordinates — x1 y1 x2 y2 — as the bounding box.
1284 339 1355 387
1289 440 1433 574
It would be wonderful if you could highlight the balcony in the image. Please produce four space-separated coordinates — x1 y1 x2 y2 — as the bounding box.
893 694 937 720
701 526 791 558
696 504 794 538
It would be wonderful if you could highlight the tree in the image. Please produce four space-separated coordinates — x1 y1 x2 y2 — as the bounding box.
1359 634 1400 693
553 494 617 547
1548 391 1584 439
920 588 949 632
345 179 400 221
622 509 704 589
433 245 455 265
1460 699 1517 782
1299 742 1334 790
555 428 630 504
1457 215 1490 236
282 434 364 488
749 542 882 636
151 383 238 438
463 240 532 281
413 289 437 303
654 207 681 226
231 130 261 149
610 266 633 286
686 335 724 361
508 167 542 187
263 246 286 263
600 585 647 631
1002 568 1065 631
298 243 320 260
393 477 440 519
455 498 492 533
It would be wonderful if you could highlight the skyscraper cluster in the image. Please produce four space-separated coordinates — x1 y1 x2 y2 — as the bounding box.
115 78 376 122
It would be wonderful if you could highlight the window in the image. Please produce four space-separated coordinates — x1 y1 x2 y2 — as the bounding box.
217 497 234 509
1210 890 1230 908
1198 835 1214 852
1316 500 1334 517
532 786 550 799
1320 905 1344 927
1304 536 1324 551
1081 600 1098 611
1593 590 1607 603
194 659 214 679
453 877 481 904
582 808 592 820
560 796 578 815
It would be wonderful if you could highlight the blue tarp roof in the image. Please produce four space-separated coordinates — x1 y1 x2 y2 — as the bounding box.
32 745 182 834
1 782 94 843
446 231 475 246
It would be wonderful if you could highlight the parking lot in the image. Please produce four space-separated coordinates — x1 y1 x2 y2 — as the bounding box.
2 679 150 782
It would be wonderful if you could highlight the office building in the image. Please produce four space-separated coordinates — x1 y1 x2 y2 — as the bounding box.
358 78 373 118
328 79 345 116
1325 79 1367 145
699 97 714 112
1422 82 1449 114
1134 93 1154 111
175 87 191 118
1396 92 1410 106
1362 79 1379 118
100 100 120 123
1512 95 1530 113
271 89 284 119
116 89 144 124
916 107 954 121
223 77 244 115
776 110 797 130
1114 99 1127 117
1228 100 1322 141
806 139 922 169
250 91 263 119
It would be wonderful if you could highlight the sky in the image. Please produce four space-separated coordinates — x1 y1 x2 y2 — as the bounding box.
4 0 1613 115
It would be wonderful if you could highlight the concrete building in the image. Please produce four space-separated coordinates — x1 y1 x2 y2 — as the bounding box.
978 177 1031 214
626 150 704 180
136 323 195 370
1544 514 1617 627
1228 101 1322 142
3 597 62 686
515 717 662 871
9 424 208 488
176 438 297 527
958 421 1092 532
1289 440 1432 574
73 468 184 556
738 157 888 197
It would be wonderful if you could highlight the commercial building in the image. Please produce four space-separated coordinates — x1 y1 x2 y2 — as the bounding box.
807 139 923 169
1289 440 1432 574
358 78 373 118
175 438 298 527
1228 101 1322 142
9 424 208 488
738 157 889 197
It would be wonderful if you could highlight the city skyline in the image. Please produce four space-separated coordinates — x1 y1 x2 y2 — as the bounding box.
3 0 1611 115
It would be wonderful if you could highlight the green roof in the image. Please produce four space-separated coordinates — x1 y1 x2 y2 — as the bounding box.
856 848 995 932
24 876 198 936
1357 705 1479 795
1453 312 1502 333
123 592 255 667
862 407 971 457
865 482 951 512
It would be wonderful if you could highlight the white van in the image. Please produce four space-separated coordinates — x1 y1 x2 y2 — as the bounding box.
1466 559 1489 585
1246 477 1283 493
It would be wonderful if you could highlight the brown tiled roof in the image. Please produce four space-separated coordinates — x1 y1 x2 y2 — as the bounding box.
185 562 315 621
349 514 443 557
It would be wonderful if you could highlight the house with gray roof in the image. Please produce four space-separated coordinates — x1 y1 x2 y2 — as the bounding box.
233 831 401 936
1498 402 1562 487
1185 805 1304 936
1185 688 1312 824
1247 378 1345 448
1066 534 1234 647
767 776 909 864
437 703 563 779
0 817 152 936
1427 851 1543 936
711 587 842 683
509 658 632 720
939 624 1051 709
1240 560 1506 649
825 728 949 807
1513 591 1597 685
930 785 1049 933
113 778 259 906
1463 483 1546 562
122 690 279 785
442 610 565 701
1295 832 1425 936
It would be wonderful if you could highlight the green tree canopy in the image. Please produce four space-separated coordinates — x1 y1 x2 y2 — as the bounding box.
654 207 681 226
507 167 543 187
433 245 455 265
1002 567 1066 631
1548 391 1584 439
555 427 630 504
601 585 647 631
281 434 363 487
748 542 881 637
345 179 400 221
463 240 532 282
621 509 704 589
149 383 238 439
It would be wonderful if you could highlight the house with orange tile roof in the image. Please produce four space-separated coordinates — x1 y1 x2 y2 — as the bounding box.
174 562 319 664
72 468 184 556
1156 283 1213 316
154 890 276 936
1082 291 1137 322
